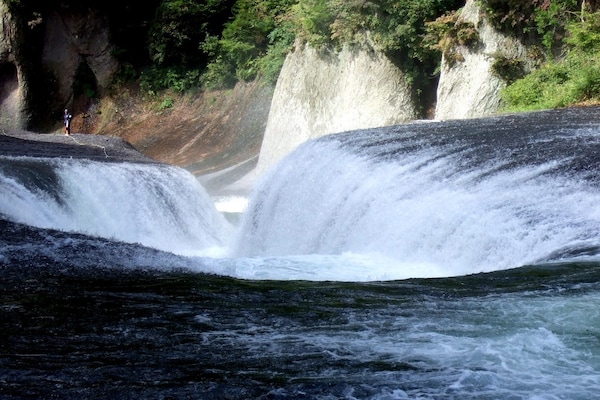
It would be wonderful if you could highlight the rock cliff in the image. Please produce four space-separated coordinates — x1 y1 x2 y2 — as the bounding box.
0 3 117 131
255 40 418 176
0 1 24 130
41 8 117 114
434 0 532 120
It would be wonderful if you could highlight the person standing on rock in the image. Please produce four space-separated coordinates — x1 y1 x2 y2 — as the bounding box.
63 109 72 136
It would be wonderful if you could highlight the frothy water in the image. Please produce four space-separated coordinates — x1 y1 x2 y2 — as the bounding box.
231 112 600 279
3 108 600 399
0 157 231 256
3 108 600 281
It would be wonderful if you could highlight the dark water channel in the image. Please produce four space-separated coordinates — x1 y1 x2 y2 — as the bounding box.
3 248 600 399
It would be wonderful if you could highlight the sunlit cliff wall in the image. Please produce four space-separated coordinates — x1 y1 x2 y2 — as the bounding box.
435 0 533 120
0 1 24 130
255 40 418 176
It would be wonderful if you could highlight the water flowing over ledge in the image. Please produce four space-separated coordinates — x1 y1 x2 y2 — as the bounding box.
234 107 600 278
2 107 600 281
3 108 600 400
0 157 231 256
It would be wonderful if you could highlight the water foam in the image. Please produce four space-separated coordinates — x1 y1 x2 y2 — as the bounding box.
0 157 232 256
232 127 600 278
3 111 600 281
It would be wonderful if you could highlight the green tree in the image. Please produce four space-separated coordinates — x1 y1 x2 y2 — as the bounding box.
502 10 600 110
148 0 235 67
202 0 296 88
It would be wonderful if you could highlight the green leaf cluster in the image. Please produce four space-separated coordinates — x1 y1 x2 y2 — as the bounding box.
200 0 296 88
502 11 600 111
146 0 466 92
423 10 479 68
478 0 581 51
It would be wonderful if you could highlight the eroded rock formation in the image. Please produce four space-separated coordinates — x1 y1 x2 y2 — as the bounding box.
42 8 117 114
0 4 117 131
434 0 533 120
0 1 23 130
255 40 418 176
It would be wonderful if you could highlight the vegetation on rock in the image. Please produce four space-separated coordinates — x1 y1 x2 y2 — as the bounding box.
479 0 600 111
423 10 479 68
502 11 600 111
5 0 600 113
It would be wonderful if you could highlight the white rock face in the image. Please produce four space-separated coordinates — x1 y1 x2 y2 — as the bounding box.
255 41 417 176
435 0 531 120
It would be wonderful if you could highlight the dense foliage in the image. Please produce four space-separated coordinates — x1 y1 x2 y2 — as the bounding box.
6 0 600 111
502 11 600 110
478 0 581 49
200 0 296 88
122 0 464 97
5 0 462 100
478 0 600 111
198 0 463 93
285 0 464 89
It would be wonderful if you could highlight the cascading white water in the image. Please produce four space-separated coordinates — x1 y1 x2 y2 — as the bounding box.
2 108 600 281
233 117 600 278
5 109 600 400
0 157 232 256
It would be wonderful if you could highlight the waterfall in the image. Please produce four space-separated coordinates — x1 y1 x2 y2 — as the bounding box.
2 107 600 280
234 109 600 277
0 157 232 256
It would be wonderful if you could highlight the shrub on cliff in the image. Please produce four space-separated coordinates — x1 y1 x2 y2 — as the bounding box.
284 0 465 84
196 0 464 95
502 11 600 111
478 0 580 50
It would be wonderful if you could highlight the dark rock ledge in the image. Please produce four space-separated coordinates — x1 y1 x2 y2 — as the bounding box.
0 131 157 163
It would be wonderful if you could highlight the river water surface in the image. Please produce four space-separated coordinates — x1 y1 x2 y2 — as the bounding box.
2 107 600 399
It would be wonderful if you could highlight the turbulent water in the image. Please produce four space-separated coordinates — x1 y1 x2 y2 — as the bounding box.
2 107 600 399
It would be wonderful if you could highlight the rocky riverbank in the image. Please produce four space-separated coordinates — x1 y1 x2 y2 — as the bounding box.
0 131 156 163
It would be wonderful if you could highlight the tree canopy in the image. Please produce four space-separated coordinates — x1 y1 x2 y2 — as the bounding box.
6 0 600 109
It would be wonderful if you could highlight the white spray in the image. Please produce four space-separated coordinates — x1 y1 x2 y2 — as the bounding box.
233 132 600 277
0 157 232 256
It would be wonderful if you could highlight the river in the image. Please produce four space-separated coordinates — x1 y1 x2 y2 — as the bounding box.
2 107 600 399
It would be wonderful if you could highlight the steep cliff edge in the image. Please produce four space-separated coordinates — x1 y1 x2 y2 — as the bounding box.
255 41 418 177
0 4 120 131
41 8 118 116
0 1 25 130
434 0 533 120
